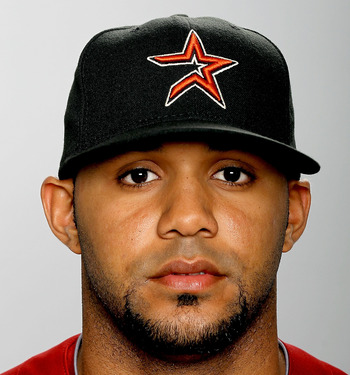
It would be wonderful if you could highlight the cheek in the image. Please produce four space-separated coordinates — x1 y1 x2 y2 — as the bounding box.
216 189 287 269
78 192 161 274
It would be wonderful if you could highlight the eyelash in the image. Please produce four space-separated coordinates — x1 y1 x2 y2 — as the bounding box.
117 165 255 188
117 168 159 188
212 166 255 186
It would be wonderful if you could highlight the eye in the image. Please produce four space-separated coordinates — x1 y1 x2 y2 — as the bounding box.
119 168 159 185
212 166 252 185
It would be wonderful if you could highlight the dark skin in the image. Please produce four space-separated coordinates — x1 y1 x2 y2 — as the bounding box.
41 142 311 375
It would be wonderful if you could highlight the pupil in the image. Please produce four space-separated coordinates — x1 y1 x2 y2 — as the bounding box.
224 168 240 182
131 169 148 183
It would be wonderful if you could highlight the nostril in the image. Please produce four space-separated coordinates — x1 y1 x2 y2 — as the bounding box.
199 227 216 238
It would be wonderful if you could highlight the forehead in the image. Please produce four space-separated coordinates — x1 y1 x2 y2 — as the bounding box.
80 141 282 176
127 141 262 160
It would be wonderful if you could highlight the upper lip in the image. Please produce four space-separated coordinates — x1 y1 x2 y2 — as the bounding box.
151 259 223 278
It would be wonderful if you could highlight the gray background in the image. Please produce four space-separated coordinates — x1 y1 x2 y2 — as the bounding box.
1 0 349 372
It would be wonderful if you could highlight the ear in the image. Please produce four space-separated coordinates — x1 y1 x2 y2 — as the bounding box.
283 180 311 253
41 176 81 254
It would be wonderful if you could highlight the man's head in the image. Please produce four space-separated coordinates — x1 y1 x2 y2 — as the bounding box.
43 142 311 360
41 15 317 361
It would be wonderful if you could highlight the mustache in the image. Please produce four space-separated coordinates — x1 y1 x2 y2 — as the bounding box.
128 238 241 279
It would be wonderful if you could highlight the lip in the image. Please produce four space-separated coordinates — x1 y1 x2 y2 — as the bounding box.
150 259 225 292
153 259 223 277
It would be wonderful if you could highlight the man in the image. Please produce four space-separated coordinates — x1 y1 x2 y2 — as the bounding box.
3 15 346 375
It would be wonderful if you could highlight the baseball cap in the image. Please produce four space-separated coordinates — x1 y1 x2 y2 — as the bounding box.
59 15 320 179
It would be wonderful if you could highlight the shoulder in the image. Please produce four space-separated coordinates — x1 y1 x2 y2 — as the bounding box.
283 342 348 375
1 335 80 375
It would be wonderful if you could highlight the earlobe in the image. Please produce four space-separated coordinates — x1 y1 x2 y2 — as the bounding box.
283 180 311 253
41 176 81 254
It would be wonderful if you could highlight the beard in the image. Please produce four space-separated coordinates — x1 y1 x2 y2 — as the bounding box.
82 251 276 360
116 289 253 357
76 206 286 360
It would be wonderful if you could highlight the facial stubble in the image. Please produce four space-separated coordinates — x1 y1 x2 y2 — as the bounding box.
79 243 283 360
75 192 288 360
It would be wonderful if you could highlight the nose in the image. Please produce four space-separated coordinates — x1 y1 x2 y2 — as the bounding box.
157 177 218 239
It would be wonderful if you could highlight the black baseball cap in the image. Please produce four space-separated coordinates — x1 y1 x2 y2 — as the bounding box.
59 15 320 179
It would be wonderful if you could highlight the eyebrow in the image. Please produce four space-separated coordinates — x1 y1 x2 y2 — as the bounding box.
115 138 239 156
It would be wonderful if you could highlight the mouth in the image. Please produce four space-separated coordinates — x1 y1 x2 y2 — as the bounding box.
150 259 226 292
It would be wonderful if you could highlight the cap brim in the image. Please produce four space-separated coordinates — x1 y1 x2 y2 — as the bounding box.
59 122 320 179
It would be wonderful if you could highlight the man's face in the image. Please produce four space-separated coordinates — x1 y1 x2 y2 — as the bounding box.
74 142 289 357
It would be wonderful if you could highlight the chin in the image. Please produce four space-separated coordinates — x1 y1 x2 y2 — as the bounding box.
110 287 266 359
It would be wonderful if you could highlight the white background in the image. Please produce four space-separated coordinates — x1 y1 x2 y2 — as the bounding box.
1 0 349 373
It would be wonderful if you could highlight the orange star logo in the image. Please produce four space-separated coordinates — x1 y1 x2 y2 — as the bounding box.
148 30 238 109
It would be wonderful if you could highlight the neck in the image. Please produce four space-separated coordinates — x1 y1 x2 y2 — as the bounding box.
78 270 285 375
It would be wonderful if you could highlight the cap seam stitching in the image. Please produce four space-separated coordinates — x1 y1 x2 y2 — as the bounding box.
78 27 133 152
241 26 292 130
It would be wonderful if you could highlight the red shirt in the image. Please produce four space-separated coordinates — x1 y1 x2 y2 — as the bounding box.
2 335 347 374
284 342 347 374
1 335 78 375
